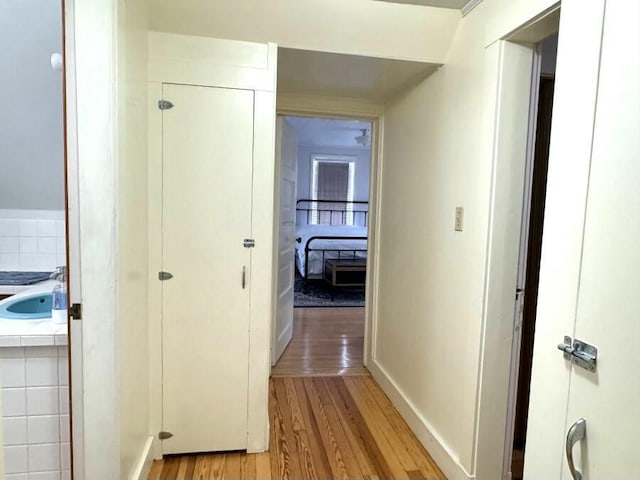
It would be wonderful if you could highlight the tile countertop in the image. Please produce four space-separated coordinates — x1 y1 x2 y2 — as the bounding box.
0 280 68 347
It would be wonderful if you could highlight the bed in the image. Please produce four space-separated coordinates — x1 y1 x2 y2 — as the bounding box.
295 199 368 280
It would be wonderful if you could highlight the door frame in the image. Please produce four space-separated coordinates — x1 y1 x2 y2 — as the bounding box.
274 95 385 370
501 43 543 480
476 1 607 479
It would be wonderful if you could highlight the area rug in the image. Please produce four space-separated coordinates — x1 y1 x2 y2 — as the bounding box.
294 277 365 308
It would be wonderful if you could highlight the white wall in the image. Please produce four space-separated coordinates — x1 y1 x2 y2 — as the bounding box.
117 0 151 478
0 0 65 211
371 0 559 478
73 0 151 477
149 0 460 63
296 146 371 202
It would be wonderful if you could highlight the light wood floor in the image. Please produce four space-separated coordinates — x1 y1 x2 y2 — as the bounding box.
149 376 445 480
271 307 369 377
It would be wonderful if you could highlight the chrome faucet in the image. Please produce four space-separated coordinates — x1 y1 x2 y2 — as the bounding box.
49 266 66 281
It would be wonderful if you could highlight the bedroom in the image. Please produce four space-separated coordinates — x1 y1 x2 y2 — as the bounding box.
271 115 373 376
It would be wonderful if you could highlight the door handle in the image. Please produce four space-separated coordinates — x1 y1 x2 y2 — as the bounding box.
566 418 587 480
242 265 246 289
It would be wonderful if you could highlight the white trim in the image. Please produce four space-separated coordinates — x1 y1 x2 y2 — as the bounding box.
275 104 383 372
461 0 483 17
368 360 474 480
128 436 156 480
63 1 85 478
277 94 384 119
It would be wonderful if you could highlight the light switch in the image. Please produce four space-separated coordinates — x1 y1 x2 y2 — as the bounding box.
455 207 464 232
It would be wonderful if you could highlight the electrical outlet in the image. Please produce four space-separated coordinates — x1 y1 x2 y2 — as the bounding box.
455 207 464 232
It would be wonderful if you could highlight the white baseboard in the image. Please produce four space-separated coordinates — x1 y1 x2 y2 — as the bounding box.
368 360 474 480
129 435 156 480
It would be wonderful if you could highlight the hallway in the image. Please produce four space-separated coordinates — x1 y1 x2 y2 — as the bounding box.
150 375 445 479
150 308 445 479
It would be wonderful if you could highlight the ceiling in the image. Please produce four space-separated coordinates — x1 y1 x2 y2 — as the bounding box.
373 0 469 8
285 117 373 149
278 48 439 103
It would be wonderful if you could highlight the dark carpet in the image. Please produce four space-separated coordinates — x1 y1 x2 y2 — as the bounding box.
294 276 365 308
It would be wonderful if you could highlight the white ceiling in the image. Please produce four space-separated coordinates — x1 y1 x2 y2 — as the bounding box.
285 117 373 149
278 48 439 103
373 0 469 8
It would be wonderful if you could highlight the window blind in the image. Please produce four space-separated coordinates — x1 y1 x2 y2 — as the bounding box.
311 161 353 225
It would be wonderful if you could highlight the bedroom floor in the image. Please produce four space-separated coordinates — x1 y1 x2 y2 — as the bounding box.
271 307 368 377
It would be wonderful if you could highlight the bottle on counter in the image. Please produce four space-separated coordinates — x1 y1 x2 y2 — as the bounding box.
51 266 68 324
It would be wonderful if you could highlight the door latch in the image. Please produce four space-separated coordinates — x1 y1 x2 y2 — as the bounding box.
558 336 597 373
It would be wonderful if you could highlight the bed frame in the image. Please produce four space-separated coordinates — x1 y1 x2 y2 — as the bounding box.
295 199 369 281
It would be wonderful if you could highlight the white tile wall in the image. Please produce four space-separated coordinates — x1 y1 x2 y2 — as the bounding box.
1 346 70 478
0 210 66 272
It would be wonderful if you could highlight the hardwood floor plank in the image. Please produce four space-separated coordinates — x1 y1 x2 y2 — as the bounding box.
177 456 196 479
192 455 211 480
291 377 334 480
281 377 324 479
311 377 366 479
269 380 293 480
208 453 226 480
323 377 380 480
329 376 396 480
161 456 181 480
254 452 272 480
148 460 163 480
361 376 445 479
303 377 351 479
224 453 241 479
343 377 412 479
272 379 305 479
240 453 256 479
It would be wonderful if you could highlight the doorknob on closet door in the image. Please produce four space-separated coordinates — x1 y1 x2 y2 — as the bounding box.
566 418 587 480
242 266 246 289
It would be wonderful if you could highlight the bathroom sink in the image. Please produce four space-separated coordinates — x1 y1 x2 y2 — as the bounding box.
0 293 52 320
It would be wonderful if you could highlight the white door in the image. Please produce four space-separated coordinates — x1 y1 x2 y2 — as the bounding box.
525 1 639 478
161 83 254 454
272 117 298 364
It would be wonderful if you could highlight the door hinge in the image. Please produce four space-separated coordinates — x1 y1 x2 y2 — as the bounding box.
158 271 174 281
243 238 256 248
69 303 82 320
158 431 173 440
158 99 174 110
557 336 598 373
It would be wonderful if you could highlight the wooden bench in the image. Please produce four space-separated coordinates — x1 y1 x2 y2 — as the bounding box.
323 258 366 298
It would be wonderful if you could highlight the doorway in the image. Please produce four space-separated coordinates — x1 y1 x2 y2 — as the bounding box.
271 114 377 377
0 0 74 477
507 33 558 480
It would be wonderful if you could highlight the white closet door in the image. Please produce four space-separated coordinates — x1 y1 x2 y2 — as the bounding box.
272 117 297 364
161 83 254 454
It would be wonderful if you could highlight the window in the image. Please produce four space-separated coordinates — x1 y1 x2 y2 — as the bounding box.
310 155 356 225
